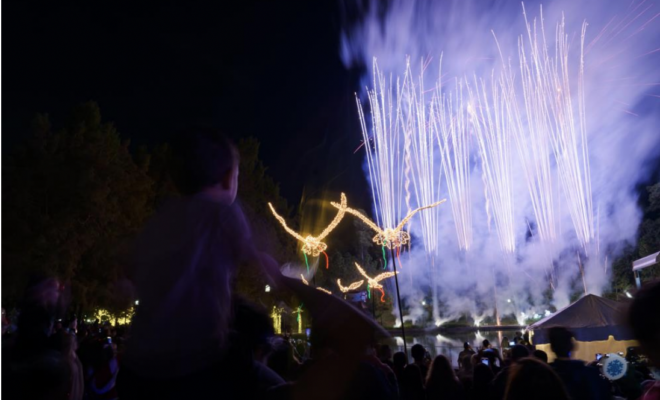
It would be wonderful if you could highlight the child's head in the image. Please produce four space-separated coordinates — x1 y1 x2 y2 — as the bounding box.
173 127 239 203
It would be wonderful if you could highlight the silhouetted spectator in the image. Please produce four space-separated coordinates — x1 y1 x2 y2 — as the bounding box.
379 344 394 369
457 354 474 393
522 331 531 346
426 355 466 400
2 277 71 400
267 337 301 381
458 342 475 368
548 327 611 400
470 363 494 400
481 349 502 375
532 349 548 363
364 343 398 394
400 363 426 400
491 344 529 400
89 342 119 400
411 344 429 379
393 350 408 383
51 329 84 400
504 358 569 400
628 280 660 399
482 339 491 350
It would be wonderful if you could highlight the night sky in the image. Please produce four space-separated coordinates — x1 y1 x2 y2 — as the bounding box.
3 0 371 207
5 0 659 210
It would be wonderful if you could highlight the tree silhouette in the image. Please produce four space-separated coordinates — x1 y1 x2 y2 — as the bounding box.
2 102 154 312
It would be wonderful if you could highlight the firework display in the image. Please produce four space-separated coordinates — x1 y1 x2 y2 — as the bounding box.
267 1 659 329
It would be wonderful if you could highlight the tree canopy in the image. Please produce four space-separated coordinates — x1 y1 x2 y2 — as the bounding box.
3 102 154 310
610 182 660 295
2 103 298 313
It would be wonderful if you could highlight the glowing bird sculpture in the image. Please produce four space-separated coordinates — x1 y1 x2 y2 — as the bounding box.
316 287 332 295
301 274 332 295
355 262 398 302
337 278 365 293
269 193 348 269
332 200 447 249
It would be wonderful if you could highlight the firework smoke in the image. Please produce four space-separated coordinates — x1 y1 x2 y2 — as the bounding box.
342 0 660 325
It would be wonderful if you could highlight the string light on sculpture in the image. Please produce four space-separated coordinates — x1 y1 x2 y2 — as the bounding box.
355 262 398 302
332 200 446 249
316 287 332 295
269 193 349 270
301 273 332 295
295 304 304 334
271 306 285 335
337 278 365 293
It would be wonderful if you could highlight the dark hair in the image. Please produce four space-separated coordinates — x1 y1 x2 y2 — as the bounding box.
472 363 495 394
426 355 460 396
393 351 407 368
171 127 238 195
464 342 471 350
411 344 426 360
401 364 425 398
504 358 569 400
482 339 490 348
233 297 273 348
532 349 548 363
378 344 392 359
548 327 574 358
510 345 530 362
628 280 660 361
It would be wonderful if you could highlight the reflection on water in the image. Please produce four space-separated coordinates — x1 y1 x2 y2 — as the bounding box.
384 330 519 367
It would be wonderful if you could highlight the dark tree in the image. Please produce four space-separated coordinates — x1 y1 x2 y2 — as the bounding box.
610 182 660 295
2 102 154 312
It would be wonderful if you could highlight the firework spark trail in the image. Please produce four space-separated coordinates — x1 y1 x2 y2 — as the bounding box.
431 75 473 251
492 17 561 286
511 9 560 248
401 57 445 323
468 73 516 255
504 6 593 289
356 59 408 237
542 14 595 253
404 59 443 256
